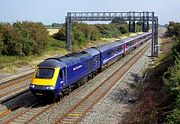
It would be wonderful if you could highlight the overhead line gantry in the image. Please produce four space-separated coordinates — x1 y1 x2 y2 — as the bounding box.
65 11 158 56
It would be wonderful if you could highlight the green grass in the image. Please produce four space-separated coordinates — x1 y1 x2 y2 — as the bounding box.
46 37 66 51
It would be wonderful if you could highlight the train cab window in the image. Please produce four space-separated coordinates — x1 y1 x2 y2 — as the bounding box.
36 68 54 79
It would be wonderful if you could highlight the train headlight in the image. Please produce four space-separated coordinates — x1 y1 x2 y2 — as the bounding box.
30 84 35 88
46 86 55 90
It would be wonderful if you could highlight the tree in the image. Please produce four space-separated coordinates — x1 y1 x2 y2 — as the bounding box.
52 25 66 41
52 23 60 27
0 22 49 56
0 32 3 54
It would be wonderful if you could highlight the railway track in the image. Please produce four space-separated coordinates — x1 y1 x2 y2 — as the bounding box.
54 42 150 124
0 71 33 101
1 100 48 124
0 81 90 124
0 69 34 86
0 41 150 124
0 90 37 122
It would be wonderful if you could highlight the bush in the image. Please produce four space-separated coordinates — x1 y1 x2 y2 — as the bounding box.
0 21 49 56
0 23 23 56
163 22 180 123
52 24 66 41
0 32 3 54
88 25 100 41
53 22 130 47
164 54 180 124
117 24 128 34
166 22 180 39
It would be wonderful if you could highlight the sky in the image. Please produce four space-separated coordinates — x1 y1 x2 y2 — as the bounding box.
0 0 180 25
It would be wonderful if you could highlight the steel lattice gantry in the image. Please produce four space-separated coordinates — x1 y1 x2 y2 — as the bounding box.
65 11 158 56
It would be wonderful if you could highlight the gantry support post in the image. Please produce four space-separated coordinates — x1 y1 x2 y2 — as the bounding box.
142 12 145 32
151 12 155 56
132 21 136 32
129 20 132 32
132 12 136 32
66 12 72 51
154 17 159 56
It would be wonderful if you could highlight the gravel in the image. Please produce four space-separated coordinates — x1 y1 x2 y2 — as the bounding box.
79 45 153 124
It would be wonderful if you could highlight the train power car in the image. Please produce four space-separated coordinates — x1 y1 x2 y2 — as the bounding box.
29 32 152 101
30 51 101 100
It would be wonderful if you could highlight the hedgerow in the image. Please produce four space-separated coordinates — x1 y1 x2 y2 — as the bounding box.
164 22 180 123
0 21 49 56
164 54 180 124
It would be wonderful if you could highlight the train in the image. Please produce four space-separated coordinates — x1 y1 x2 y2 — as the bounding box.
29 32 152 101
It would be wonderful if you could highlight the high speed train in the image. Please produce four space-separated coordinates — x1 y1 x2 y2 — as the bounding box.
29 32 151 101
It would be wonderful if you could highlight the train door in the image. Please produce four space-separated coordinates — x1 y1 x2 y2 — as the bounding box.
123 42 126 55
59 68 67 87
93 55 100 69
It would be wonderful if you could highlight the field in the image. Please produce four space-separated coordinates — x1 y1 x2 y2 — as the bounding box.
47 28 59 35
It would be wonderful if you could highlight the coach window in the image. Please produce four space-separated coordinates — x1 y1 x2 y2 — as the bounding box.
59 70 63 79
126 42 131 47
112 50 115 55
93 56 99 62
117 47 122 52
108 50 114 56
108 51 111 56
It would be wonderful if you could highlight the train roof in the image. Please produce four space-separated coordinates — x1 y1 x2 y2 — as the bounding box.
46 51 92 67
95 40 124 53
83 47 100 56
123 32 151 43
38 59 65 68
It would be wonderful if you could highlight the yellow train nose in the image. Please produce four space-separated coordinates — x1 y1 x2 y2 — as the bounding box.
31 67 60 87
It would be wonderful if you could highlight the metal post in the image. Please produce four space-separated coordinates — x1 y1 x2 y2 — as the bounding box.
132 12 135 32
132 21 135 32
129 21 131 32
157 17 159 55
155 17 159 55
142 12 145 32
146 12 149 32
146 21 149 32
151 12 155 56
66 13 72 51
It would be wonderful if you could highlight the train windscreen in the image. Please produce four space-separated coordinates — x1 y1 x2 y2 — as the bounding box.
36 68 55 79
